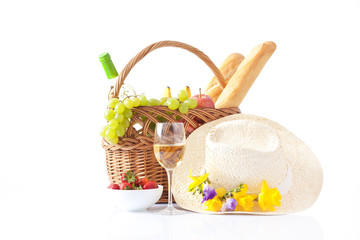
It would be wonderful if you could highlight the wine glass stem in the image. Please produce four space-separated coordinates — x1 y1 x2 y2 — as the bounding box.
167 169 174 209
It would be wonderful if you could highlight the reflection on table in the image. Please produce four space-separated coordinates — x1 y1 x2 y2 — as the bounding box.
106 204 322 240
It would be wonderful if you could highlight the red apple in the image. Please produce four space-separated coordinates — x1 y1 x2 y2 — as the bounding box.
191 92 215 122
178 118 197 134
191 93 215 108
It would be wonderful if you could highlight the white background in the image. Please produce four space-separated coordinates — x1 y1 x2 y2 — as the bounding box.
0 0 359 239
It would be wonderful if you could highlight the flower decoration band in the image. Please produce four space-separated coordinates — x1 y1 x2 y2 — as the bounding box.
188 171 281 212
188 171 210 195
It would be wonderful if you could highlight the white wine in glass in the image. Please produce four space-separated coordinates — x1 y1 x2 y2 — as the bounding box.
154 144 185 169
153 123 187 215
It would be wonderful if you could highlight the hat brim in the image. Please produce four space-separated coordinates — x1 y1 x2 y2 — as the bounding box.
173 114 322 215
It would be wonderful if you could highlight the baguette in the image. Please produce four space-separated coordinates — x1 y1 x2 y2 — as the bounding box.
204 53 245 102
215 41 276 108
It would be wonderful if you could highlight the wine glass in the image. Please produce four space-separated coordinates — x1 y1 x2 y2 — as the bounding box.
153 123 187 215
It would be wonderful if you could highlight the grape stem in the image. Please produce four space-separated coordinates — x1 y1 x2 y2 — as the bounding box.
108 86 114 100
120 92 138 101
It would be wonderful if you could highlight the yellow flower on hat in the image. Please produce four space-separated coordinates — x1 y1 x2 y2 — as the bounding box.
235 184 249 197
203 196 222 212
188 171 209 194
215 187 226 198
232 184 257 212
258 180 281 211
234 194 257 211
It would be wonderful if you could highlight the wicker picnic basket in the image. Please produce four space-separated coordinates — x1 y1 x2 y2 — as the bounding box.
102 41 240 203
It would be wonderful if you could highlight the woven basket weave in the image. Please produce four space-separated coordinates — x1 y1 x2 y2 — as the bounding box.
102 41 240 203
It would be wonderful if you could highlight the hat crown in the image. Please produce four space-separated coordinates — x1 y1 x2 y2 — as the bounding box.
205 119 288 193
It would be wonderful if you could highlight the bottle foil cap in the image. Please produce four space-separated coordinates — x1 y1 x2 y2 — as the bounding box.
99 52 119 79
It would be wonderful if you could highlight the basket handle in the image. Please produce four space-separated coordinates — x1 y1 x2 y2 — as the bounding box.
112 40 226 98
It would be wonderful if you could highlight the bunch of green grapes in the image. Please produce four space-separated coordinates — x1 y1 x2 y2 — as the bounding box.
163 90 197 114
101 91 198 144
100 95 147 144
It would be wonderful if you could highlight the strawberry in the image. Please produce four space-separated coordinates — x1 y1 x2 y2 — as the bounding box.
120 182 133 190
139 177 149 187
120 173 127 183
107 183 120 189
143 181 158 189
134 176 140 186
120 171 137 184
134 185 143 190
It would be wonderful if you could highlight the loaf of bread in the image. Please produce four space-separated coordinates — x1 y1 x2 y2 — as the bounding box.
215 41 276 108
204 53 244 102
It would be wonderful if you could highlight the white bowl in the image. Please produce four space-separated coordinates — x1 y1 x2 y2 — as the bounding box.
110 185 163 212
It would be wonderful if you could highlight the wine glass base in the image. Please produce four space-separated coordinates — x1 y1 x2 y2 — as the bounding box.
155 206 188 215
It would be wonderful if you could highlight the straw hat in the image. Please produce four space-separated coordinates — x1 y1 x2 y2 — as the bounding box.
173 114 323 214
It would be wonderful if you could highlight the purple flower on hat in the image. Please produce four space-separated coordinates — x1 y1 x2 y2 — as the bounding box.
226 198 238 211
202 185 217 203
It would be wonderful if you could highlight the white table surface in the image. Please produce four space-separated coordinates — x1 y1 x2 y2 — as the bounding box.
107 204 322 240
1 186 359 240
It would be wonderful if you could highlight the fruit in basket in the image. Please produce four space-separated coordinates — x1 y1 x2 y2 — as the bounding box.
120 182 133 190
122 118 130 128
108 136 119 144
105 128 116 139
132 97 141 107
100 125 108 138
123 99 134 109
116 124 125 137
163 86 172 98
108 119 119 129
178 118 196 134
138 94 149 106
104 109 115 121
179 103 189 114
143 181 158 190
108 183 120 189
108 98 120 108
149 98 161 106
165 97 180 110
160 97 168 105
114 102 125 113
101 88 201 143
184 86 191 97
184 98 197 109
124 108 133 118
191 89 215 108
178 89 189 102
114 113 124 122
